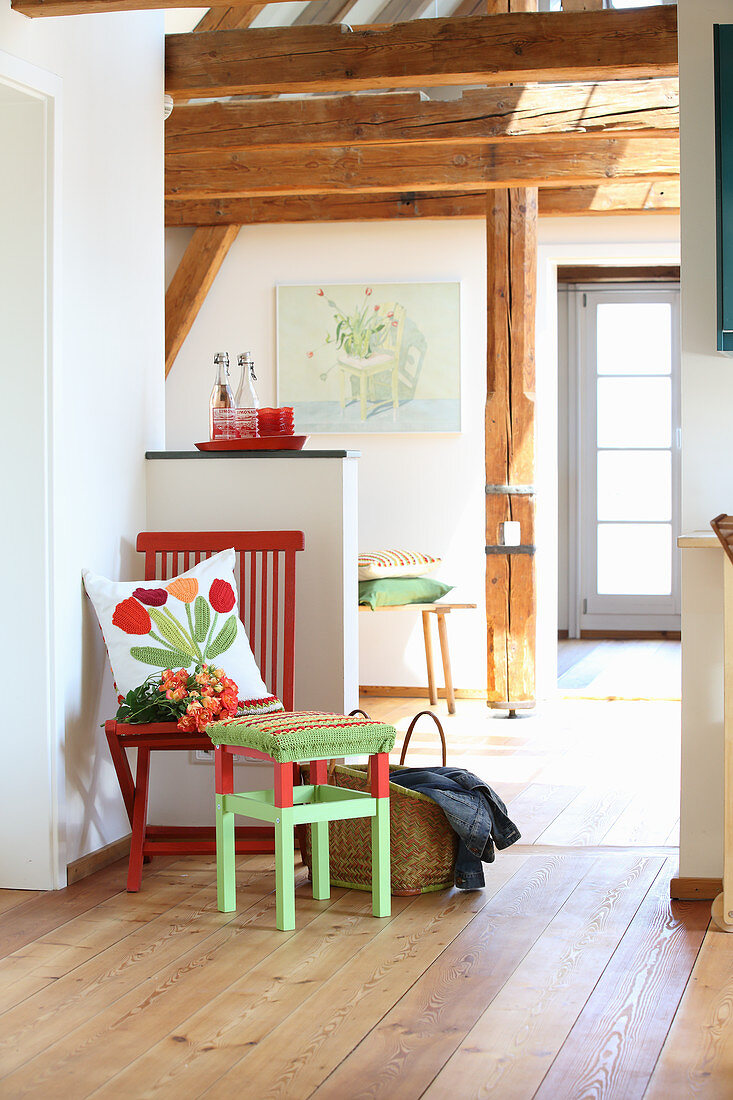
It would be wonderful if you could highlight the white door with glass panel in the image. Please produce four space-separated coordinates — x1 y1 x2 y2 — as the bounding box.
579 288 680 632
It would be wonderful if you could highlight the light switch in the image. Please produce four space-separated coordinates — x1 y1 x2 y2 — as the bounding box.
501 521 521 546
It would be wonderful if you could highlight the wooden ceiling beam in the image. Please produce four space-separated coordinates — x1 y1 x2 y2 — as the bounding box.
164 7 678 100
12 0 288 15
540 180 680 216
165 225 239 377
165 136 679 200
164 181 681 226
556 264 680 283
165 81 679 155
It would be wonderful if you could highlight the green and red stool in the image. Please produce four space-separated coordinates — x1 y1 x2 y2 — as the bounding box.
208 710 396 931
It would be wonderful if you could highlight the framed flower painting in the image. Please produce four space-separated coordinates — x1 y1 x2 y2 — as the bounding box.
276 281 461 433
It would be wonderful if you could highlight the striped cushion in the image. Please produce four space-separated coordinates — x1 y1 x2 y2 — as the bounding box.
358 550 440 581
207 710 396 763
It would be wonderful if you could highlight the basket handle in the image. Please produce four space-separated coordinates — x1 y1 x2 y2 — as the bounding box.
399 710 447 767
347 709 375 782
324 711 374 781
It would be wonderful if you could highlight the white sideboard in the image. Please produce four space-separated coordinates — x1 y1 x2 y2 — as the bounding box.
144 448 359 825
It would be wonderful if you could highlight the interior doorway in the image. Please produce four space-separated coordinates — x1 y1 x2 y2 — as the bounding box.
0 59 62 889
559 273 681 639
557 266 681 703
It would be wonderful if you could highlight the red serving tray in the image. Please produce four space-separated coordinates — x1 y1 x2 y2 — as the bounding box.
195 435 308 452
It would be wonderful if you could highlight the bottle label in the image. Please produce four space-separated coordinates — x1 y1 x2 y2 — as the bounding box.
235 408 259 438
212 409 237 439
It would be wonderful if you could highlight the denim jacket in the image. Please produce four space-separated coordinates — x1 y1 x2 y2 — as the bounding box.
389 766 521 890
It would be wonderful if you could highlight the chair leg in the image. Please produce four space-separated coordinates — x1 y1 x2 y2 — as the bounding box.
310 760 330 900
216 794 236 912
436 610 456 715
275 808 296 930
370 752 391 918
127 747 151 893
422 609 438 707
274 762 296 930
293 763 309 864
215 747 236 912
371 798 391 918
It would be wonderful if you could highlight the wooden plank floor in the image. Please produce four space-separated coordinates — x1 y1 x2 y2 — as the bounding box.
558 638 681 701
0 688 730 1098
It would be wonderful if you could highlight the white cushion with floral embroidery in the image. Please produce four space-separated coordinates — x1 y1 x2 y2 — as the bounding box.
358 550 441 582
83 549 279 709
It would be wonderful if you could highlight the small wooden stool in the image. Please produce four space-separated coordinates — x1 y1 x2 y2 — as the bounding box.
208 711 396 931
360 602 477 713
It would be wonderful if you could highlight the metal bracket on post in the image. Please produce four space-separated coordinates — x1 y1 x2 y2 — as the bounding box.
485 545 536 556
485 484 536 496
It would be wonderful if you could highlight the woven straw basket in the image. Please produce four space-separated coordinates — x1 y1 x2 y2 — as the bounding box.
301 711 457 896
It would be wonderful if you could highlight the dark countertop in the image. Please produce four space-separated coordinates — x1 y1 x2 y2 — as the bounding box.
146 450 361 460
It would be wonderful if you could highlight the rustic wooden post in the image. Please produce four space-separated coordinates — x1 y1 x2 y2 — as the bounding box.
483 0 537 715
485 187 538 714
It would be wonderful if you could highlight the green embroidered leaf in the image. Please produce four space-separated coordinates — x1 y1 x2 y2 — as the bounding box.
205 615 237 659
130 646 193 668
194 596 210 643
148 607 196 657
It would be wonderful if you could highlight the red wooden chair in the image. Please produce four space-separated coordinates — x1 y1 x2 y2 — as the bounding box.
105 530 305 891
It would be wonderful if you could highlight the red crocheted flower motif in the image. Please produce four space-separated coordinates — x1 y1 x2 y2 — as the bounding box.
112 597 151 635
209 578 236 614
132 587 168 606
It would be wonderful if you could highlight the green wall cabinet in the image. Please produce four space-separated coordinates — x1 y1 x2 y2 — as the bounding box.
715 24 733 352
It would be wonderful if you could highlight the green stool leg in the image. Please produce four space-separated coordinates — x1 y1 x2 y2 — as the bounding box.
310 761 330 900
275 807 296 931
311 819 331 900
371 797 391 918
216 794 236 912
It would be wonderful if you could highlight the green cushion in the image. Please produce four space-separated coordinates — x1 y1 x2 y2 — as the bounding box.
359 577 454 610
207 710 396 763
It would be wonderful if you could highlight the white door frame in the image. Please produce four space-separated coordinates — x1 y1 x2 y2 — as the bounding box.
0 49 65 888
575 284 681 631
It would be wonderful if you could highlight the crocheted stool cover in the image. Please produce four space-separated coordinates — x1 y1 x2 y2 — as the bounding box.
211 710 395 931
208 710 396 762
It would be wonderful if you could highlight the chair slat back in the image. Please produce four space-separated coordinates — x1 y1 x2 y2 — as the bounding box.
136 531 305 710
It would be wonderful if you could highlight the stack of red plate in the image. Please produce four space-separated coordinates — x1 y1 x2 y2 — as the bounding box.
257 407 295 437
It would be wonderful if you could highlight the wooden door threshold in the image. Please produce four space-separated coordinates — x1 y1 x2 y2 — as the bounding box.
558 629 681 640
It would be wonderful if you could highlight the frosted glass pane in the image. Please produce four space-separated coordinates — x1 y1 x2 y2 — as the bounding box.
597 451 671 521
597 378 671 447
597 302 672 375
597 524 672 595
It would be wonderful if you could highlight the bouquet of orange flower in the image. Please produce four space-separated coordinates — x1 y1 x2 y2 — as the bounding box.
115 664 239 733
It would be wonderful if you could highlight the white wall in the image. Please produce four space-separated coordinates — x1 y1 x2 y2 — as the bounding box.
0 7 165 887
165 221 490 694
165 215 679 706
678 0 733 878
